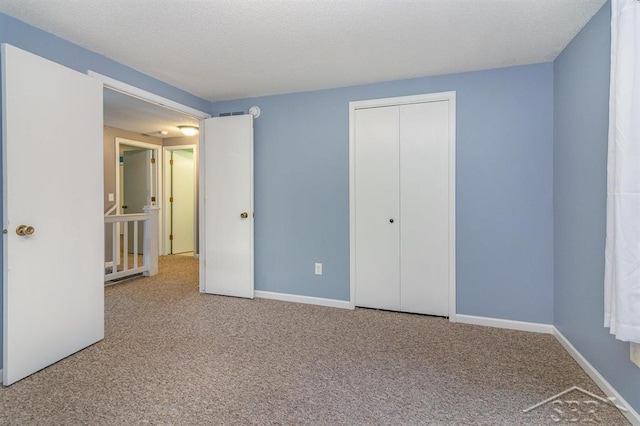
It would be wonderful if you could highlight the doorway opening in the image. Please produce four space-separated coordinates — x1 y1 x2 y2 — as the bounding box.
163 145 197 256
114 138 161 265
96 71 209 285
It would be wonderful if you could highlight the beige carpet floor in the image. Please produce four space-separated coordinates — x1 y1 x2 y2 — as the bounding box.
0 255 630 425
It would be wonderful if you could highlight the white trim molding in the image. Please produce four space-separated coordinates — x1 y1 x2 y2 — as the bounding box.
115 137 164 264
456 314 554 334
87 71 210 120
348 91 457 320
553 328 640 425
254 290 353 310
454 314 638 424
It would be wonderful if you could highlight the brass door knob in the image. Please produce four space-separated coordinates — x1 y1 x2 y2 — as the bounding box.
16 225 35 236
240 212 249 219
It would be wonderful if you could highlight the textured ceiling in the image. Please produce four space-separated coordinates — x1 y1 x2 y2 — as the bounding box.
104 89 199 138
0 0 606 102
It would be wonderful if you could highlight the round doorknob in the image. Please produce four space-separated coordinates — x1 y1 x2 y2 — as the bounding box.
16 225 35 236
389 219 394 223
240 212 249 219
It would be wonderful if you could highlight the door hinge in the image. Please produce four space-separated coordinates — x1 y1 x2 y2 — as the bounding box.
151 158 156 164
169 234 173 241
151 196 156 202
170 197 174 203
170 159 173 165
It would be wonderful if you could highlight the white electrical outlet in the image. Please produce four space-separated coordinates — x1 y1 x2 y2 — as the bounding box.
631 343 640 368
108 193 114 202
315 263 322 275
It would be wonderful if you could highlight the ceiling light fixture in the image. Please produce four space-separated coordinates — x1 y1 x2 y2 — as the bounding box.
178 125 199 136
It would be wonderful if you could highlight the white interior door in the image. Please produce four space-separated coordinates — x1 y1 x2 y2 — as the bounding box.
2 44 104 385
202 115 253 298
399 101 450 316
171 149 195 254
122 149 151 215
354 106 401 311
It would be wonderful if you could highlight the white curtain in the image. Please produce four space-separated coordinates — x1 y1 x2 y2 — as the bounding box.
604 0 640 343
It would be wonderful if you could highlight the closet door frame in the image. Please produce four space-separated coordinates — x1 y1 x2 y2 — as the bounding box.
348 91 457 321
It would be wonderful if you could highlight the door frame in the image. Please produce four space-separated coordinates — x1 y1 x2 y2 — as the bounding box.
162 144 198 256
116 138 161 217
348 91 457 321
88 71 211 120
89 70 210 265
115 137 163 264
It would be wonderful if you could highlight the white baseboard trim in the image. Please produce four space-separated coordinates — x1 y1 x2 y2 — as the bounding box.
453 315 638 423
254 290 354 310
455 314 554 334
553 328 640 425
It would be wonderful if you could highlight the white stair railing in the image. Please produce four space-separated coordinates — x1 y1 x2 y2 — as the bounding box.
105 206 159 281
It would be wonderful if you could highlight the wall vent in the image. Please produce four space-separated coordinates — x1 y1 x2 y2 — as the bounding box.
219 111 246 117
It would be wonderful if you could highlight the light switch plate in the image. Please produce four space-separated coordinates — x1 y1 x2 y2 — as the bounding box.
315 263 322 275
108 193 114 202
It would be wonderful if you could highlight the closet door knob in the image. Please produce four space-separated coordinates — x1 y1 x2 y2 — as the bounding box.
389 219 394 223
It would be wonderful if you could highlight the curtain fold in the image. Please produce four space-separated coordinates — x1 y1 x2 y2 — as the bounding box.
604 0 640 343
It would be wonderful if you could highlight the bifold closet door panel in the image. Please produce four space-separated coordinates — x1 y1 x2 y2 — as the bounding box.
354 106 401 311
399 101 450 316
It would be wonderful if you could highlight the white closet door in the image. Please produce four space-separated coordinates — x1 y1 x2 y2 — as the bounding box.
354 106 401 311
399 101 450 316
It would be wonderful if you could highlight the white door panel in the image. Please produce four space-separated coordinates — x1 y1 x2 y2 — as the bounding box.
203 115 253 298
172 149 195 254
354 106 400 311
353 97 452 317
400 101 449 316
2 44 104 385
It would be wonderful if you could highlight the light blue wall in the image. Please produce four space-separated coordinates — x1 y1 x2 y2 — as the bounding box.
0 13 210 112
553 1 640 412
1 4 637 416
0 13 210 370
212 63 555 323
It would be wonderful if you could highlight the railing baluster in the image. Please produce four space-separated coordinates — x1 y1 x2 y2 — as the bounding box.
104 209 157 282
123 221 129 272
143 206 159 277
133 220 139 269
112 222 117 273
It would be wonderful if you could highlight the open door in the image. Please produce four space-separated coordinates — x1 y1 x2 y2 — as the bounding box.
122 149 151 253
201 115 253 298
2 44 104 385
170 149 195 254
